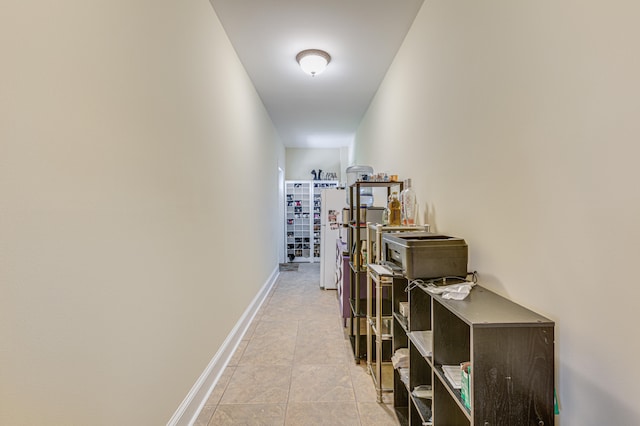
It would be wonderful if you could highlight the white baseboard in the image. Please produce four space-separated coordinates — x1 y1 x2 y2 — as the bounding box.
167 266 280 426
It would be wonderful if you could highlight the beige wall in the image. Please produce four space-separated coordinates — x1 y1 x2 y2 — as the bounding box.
285 148 344 181
356 1 640 424
0 1 284 424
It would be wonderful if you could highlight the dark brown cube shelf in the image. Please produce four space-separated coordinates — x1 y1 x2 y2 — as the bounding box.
394 283 555 426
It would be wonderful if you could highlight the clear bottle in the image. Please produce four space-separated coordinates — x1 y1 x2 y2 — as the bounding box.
388 191 401 226
400 178 417 225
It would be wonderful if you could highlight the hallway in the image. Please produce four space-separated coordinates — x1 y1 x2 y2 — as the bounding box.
194 263 402 425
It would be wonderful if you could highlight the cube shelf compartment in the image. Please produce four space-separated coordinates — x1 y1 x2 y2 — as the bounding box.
285 180 337 262
393 282 555 425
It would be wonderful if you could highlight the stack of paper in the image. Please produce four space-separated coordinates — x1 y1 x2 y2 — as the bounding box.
408 331 432 357
441 365 462 389
398 368 410 387
412 385 433 399
391 348 409 369
368 263 394 276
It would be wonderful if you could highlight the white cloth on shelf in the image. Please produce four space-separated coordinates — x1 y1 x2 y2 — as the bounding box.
423 282 475 300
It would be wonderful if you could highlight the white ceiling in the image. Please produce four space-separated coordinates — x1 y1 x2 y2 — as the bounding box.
210 0 424 148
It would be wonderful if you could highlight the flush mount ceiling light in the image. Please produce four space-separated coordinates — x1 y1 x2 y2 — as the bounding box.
296 49 331 77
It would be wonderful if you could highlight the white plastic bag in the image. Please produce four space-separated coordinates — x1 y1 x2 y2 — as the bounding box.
424 282 474 300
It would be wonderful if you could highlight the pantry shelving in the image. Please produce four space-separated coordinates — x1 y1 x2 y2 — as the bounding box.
285 180 337 262
393 279 555 425
346 180 403 361
366 223 428 403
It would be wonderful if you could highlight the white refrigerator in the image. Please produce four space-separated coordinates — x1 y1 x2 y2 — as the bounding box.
319 188 346 289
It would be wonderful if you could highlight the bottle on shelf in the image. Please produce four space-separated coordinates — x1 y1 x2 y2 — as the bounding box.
388 191 401 226
400 178 417 225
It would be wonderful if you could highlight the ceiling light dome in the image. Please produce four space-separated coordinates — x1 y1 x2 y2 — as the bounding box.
296 49 331 77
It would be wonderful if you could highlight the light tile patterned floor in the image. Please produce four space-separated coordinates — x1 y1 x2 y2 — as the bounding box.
194 263 402 426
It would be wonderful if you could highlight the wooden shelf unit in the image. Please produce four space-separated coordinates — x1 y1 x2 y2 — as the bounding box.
393 281 555 425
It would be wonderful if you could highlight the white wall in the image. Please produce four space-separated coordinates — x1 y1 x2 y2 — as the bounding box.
0 1 284 424
285 148 343 181
356 1 640 424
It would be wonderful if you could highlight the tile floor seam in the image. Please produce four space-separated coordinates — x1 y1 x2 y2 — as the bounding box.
195 264 402 425
282 318 299 424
